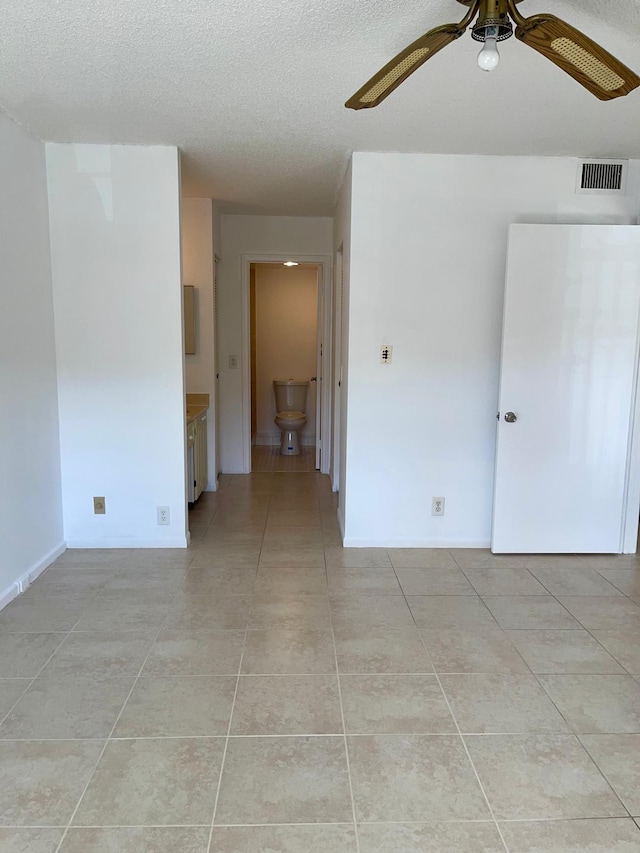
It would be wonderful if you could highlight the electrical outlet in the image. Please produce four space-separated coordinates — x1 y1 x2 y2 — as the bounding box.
228 355 239 369
431 497 445 517
157 506 170 526
93 496 106 515
380 344 393 364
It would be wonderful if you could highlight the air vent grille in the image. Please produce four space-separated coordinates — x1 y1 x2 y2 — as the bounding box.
577 160 627 193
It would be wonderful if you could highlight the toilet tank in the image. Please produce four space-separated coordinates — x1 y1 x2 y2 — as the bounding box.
273 380 309 413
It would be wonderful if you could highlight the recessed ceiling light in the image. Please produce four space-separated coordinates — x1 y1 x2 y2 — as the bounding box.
283 261 299 267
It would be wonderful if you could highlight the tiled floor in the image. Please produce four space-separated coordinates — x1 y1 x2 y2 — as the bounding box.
1 473 640 851
251 444 316 472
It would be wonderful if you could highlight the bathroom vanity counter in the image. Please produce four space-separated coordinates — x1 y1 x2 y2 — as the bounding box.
186 393 209 424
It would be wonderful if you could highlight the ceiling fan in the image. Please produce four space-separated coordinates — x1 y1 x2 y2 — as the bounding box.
345 0 640 109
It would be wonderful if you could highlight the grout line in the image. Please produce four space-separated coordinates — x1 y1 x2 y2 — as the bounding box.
328 596 360 852
207 623 249 850
0 630 72 728
428 664 511 852
52 581 186 853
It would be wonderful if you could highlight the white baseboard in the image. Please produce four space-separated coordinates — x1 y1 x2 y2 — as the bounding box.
65 537 189 549
0 541 66 612
342 537 492 548
337 507 345 543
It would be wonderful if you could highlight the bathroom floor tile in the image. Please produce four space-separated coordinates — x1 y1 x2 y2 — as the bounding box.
163 593 251 630
42 630 155 677
334 628 433 673
440 673 569 734
357 822 505 852
506 629 625 674
113 676 236 737
0 739 104 826
538 674 640 733
465 734 626 820
406 596 497 629
327 566 401 595
592 630 640 673
0 632 65 677
387 548 457 569
462 567 548 596
556 597 640 629
325 548 392 569
241 628 336 673
581 734 640 816
528 566 623 596
498 818 640 852
73 737 225 826
181 566 258 595
142 630 245 675
482 596 581 629
0 828 66 853
0 678 31 714
451 550 526 569
340 674 456 733
254 566 328 595
247 594 331 630
230 674 342 735
330 595 414 630
420 629 527 673
208 825 357 852
395 567 476 596
214 736 352 824
347 734 489 822
59 827 211 853
0 675 134 739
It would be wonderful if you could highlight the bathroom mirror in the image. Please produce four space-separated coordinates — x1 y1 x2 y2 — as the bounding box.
184 285 196 354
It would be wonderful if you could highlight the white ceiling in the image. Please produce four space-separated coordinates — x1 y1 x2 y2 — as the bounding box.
1 0 639 215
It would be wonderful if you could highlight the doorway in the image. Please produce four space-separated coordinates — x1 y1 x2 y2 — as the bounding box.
240 254 333 475
250 262 320 472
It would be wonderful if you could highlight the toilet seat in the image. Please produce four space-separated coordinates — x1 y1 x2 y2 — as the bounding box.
275 410 306 429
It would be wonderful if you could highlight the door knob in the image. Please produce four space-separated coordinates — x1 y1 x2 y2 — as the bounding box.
504 412 517 423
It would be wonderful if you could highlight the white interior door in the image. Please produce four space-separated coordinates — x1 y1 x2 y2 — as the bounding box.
213 258 221 482
492 224 640 554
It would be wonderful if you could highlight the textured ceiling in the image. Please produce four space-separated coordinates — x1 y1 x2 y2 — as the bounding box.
1 0 639 214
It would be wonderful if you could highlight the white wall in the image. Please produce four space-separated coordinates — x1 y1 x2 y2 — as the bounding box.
47 144 187 548
182 197 217 489
333 163 352 533
343 153 640 547
218 215 333 471
254 265 318 445
0 113 64 605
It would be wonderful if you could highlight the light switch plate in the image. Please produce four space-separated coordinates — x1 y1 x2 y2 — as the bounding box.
93 496 106 515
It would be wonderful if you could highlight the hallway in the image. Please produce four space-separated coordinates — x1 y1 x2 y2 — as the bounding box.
0 471 640 850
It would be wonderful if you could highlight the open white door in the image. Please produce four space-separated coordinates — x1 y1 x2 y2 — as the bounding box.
493 224 640 554
315 266 323 471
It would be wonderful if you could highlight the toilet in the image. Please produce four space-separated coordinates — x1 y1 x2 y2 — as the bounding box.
273 379 309 455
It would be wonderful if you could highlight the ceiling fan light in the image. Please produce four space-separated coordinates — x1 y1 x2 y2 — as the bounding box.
472 18 513 42
478 36 501 71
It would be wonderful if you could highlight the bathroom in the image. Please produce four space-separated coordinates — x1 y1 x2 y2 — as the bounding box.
250 262 319 471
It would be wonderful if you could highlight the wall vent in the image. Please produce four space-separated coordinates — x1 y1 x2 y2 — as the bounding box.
576 159 627 194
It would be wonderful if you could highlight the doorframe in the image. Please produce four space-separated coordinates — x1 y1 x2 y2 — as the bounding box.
622 323 640 553
330 246 343 493
240 254 333 475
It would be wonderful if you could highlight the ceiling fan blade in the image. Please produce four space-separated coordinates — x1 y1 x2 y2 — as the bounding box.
345 22 468 110
514 14 640 100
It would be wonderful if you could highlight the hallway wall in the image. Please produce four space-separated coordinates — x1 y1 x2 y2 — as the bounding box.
343 152 640 547
0 112 64 604
47 143 187 547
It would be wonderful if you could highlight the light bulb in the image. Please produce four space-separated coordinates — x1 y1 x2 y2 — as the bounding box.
478 36 500 72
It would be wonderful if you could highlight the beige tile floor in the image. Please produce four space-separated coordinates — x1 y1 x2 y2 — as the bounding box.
1 472 640 851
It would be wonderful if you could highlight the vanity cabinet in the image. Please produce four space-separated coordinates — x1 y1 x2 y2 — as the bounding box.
187 407 208 503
